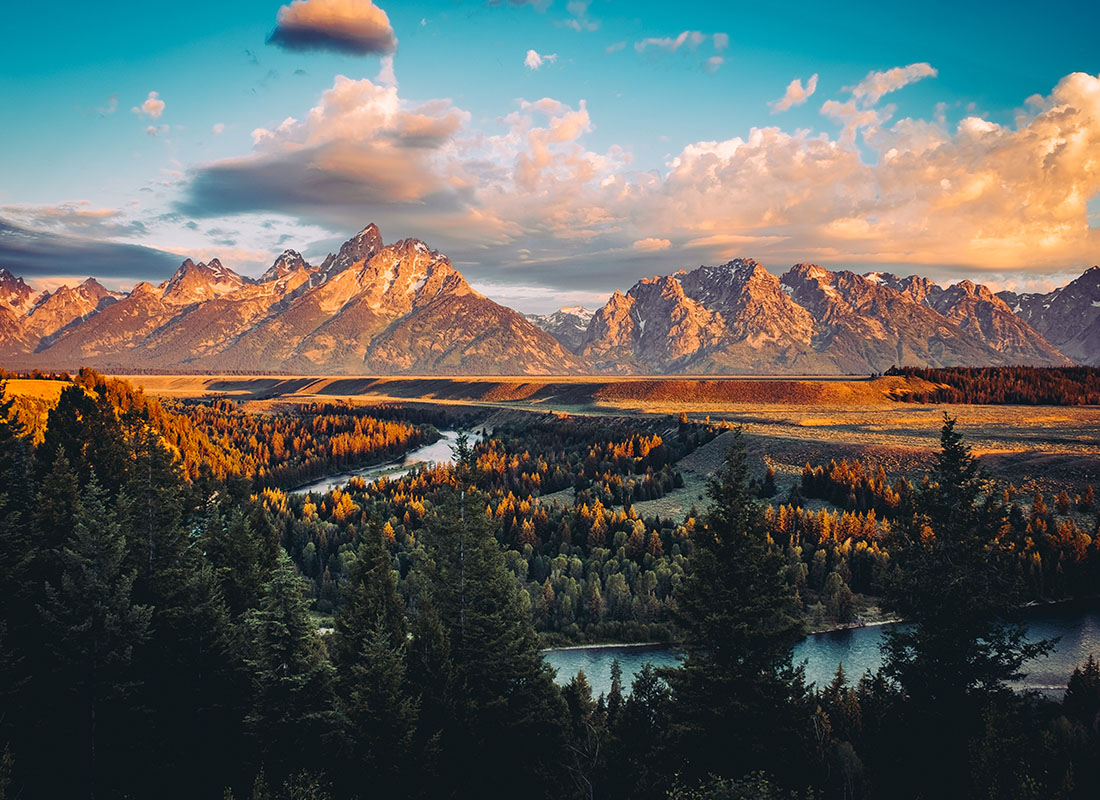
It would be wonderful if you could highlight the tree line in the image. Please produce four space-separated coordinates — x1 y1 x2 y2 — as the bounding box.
2 372 1100 797
886 366 1100 405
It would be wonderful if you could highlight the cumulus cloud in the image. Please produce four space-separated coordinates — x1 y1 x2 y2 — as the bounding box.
178 68 1100 293
181 75 469 218
267 0 398 56
703 57 724 74
770 74 818 112
132 91 165 119
212 122 226 135
633 237 671 251
524 49 557 70
850 62 937 105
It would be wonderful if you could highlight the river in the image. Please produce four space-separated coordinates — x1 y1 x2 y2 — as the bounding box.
544 601 1100 699
290 429 465 495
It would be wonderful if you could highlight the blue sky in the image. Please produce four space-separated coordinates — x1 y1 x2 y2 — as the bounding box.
2 0 1099 311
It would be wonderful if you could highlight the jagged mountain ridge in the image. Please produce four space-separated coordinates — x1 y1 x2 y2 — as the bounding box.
0 230 1094 374
998 267 1100 366
525 306 594 352
0 224 582 375
569 261 1073 374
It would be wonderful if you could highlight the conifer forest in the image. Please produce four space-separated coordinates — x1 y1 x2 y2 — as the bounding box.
1 370 1099 800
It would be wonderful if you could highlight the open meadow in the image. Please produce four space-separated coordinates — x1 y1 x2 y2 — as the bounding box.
111 373 1100 508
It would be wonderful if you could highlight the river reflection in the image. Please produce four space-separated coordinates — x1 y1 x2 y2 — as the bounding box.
291 429 466 495
545 602 1100 699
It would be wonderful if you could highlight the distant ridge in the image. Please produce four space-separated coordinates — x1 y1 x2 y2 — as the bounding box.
0 226 1095 374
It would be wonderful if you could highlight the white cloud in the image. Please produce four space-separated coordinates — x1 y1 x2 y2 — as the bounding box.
132 91 165 119
524 49 557 70
377 54 397 86
146 124 169 137
633 237 671 251
635 30 707 53
770 74 819 112
605 41 626 54
704 56 724 74
713 33 729 52
850 62 937 106
212 122 226 135
183 68 1100 289
268 0 397 56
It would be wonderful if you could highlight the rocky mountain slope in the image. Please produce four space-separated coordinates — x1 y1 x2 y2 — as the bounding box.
0 229 1095 374
572 260 1071 374
0 225 582 375
526 306 593 352
998 267 1100 366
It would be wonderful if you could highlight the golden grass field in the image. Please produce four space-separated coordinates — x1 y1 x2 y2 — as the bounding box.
112 374 1100 499
6 374 1097 503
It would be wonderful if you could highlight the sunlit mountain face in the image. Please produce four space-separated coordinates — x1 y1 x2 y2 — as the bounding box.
1 225 1096 373
2 0 1098 329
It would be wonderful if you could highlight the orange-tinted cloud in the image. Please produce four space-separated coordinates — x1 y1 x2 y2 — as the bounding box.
180 69 1100 290
268 0 397 56
770 74 818 112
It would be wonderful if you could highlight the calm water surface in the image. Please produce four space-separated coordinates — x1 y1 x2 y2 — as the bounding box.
291 429 464 495
545 602 1100 698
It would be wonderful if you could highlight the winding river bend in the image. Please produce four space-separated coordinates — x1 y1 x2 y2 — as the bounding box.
291 429 464 495
545 601 1100 698
289 435 1100 700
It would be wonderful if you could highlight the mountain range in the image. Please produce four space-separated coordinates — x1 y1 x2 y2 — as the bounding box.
0 224 1097 374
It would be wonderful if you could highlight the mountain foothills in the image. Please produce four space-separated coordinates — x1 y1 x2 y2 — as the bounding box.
0 225 1097 373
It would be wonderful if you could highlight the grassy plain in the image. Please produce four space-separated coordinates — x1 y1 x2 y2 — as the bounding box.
112 374 1100 510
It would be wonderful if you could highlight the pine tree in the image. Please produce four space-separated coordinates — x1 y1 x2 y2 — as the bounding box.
244 551 336 781
331 526 416 792
881 415 1054 797
409 487 568 799
37 473 153 797
202 503 269 617
667 428 808 786
1063 654 1100 729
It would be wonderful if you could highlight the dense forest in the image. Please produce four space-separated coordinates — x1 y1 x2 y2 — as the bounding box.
886 366 1100 405
1 370 1099 798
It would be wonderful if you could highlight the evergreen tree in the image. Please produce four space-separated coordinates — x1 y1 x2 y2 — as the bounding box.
244 551 336 782
409 487 569 799
331 526 416 793
202 503 269 617
880 415 1054 797
604 664 673 800
0 384 32 793
37 473 153 798
1063 654 1100 730
38 384 131 499
667 429 808 786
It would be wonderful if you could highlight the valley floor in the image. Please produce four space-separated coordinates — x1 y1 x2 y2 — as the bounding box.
117 373 1100 496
